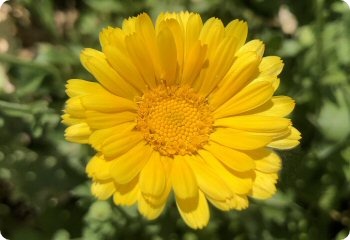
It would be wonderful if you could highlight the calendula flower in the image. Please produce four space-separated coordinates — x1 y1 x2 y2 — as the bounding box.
62 12 301 229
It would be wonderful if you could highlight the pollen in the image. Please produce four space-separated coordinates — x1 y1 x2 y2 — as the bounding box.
136 85 213 156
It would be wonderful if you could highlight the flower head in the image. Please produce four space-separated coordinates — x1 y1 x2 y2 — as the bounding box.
63 12 301 229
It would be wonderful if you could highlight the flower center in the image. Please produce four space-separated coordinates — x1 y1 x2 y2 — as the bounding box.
136 85 213 157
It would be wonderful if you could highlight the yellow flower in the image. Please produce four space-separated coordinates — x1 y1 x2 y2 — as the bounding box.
62 12 301 229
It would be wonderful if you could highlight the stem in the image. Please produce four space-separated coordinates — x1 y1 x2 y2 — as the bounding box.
0 100 32 113
0 53 61 82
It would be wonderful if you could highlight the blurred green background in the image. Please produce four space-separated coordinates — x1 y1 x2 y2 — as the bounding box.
0 0 349 239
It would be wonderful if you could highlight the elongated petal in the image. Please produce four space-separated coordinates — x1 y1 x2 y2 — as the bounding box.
61 113 83 126
225 20 247 49
104 46 147 92
80 93 137 113
214 81 274 118
197 36 239 96
236 40 265 58
65 123 91 144
80 48 139 99
210 128 272 150
125 33 157 88
249 74 280 91
86 154 113 180
268 127 301 149
187 155 233 201
250 171 278 199
139 151 166 197
157 27 178 85
207 194 248 211
65 97 85 118
99 27 125 51
91 180 115 200
198 150 253 194
199 18 225 57
242 96 295 117
113 176 139 206
135 13 162 81
102 131 143 159
138 193 166 220
66 79 105 97
259 56 284 77
158 19 184 74
254 150 282 173
85 110 136 129
210 51 260 108
141 155 172 207
204 142 255 172
181 41 207 85
185 13 203 55
110 142 153 184
176 191 209 229
171 155 198 199
89 122 136 151
214 115 291 133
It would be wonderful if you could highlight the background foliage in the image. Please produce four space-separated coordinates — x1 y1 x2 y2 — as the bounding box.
0 0 349 239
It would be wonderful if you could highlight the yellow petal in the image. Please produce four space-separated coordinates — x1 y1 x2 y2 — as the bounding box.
113 176 139 206
214 115 291 133
210 51 260 108
225 20 248 49
158 18 184 75
214 81 274 118
61 113 83 126
250 171 278 199
236 39 265 58
86 154 113 180
99 27 125 51
185 13 203 56
85 110 136 130
102 131 143 159
254 150 282 173
187 155 233 201
207 194 248 211
65 97 85 118
125 33 157 88
171 155 198 200
91 180 115 200
210 128 272 150
176 191 209 229
199 18 225 58
89 122 136 151
181 41 207 86
64 123 91 144
80 93 137 113
141 155 172 207
138 193 166 220
259 56 284 77
204 142 255 172
110 142 152 184
139 151 166 197
157 26 178 85
65 79 105 97
122 16 136 35
80 48 139 99
242 96 295 117
197 36 239 96
268 127 301 149
104 46 147 92
249 74 280 92
198 150 253 194
135 13 161 81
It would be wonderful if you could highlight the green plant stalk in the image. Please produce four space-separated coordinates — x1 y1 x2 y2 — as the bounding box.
0 53 61 82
